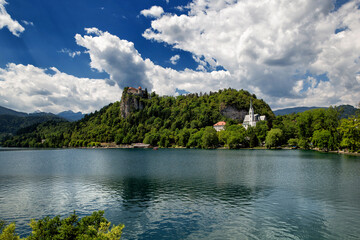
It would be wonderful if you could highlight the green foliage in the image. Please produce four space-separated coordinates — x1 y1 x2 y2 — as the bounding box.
254 121 268 144
0 114 65 136
3 87 359 152
218 125 246 149
246 127 259 148
338 116 360 152
287 138 298 147
201 126 219 149
0 211 123 240
312 129 332 151
272 107 343 151
187 129 204 148
265 128 283 149
2 88 274 150
0 223 19 240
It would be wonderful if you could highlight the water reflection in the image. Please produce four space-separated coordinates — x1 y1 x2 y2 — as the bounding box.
96 177 264 240
0 149 360 239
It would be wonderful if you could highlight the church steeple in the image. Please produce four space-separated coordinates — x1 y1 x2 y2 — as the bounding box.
249 99 254 122
243 98 266 129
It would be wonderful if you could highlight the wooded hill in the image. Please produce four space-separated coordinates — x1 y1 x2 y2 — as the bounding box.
0 88 274 148
0 106 65 140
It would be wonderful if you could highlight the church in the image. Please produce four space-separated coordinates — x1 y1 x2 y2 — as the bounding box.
242 99 266 129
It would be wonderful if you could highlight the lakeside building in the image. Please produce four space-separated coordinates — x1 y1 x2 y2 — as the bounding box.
213 121 226 131
243 99 266 129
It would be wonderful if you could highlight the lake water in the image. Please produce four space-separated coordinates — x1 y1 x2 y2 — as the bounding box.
0 148 360 239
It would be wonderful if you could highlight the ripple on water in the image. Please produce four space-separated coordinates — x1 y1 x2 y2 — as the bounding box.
1 149 360 239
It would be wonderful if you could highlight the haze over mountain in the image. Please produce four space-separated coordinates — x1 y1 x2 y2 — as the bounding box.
274 105 358 118
57 111 85 122
274 107 326 116
0 106 27 117
0 106 85 137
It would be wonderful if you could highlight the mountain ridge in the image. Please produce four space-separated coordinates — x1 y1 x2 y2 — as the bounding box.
274 105 358 118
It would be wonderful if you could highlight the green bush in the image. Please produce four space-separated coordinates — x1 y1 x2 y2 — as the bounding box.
0 211 123 240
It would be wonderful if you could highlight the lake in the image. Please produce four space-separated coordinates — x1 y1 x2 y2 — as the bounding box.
0 148 360 239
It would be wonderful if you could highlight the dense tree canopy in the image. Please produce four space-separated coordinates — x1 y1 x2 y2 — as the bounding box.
265 128 283 149
1 88 273 149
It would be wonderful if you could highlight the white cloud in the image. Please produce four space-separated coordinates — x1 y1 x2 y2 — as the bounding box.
0 28 232 113
75 29 153 90
75 28 233 96
0 63 121 113
170 54 180 65
59 48 81 58
142 0 360 108
140 6 164 18
22 20 33 26
0 0 25 36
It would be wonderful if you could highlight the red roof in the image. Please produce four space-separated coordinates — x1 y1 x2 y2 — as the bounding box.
214 121 226 126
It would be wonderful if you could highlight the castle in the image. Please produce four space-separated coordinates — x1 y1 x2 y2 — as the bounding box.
127 86 145 96
120 86 146 118
242 99 266 129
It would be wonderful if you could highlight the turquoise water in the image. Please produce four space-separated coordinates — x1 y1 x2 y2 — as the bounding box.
0 148 359 239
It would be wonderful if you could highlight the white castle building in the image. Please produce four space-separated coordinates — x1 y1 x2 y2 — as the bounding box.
242 99 266 129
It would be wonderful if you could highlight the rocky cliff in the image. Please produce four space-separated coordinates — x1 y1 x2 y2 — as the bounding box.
220 105 248 122
120 93 145 118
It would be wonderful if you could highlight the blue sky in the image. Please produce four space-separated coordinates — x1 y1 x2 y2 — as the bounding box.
0 0 359 113
0 0 196 78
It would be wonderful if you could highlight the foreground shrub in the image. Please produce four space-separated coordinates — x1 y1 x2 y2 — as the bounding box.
0 211 123 240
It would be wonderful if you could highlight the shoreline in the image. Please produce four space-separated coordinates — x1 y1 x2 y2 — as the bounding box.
2 145 359 157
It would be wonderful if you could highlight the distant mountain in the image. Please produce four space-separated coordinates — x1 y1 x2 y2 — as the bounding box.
274 105 358 118
0 106 27 117
336 105 359 119
0 106 66 137
274 107 325 116
57 110 84 121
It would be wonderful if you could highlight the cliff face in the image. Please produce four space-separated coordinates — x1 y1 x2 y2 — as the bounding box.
120 94 145 118
220 105 248 122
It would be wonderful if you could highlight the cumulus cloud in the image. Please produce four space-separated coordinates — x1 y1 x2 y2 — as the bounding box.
0 28 232 113
0 0 25 36
75 28 153 90
75 28 232 96
0 63 121 113
170 54 180 65
143 0 360 108
140 6 164 18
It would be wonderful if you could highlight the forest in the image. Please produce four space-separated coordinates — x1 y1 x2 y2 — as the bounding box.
1 88 359 153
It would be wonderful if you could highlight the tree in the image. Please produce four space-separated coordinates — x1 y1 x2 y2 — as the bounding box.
187 129 204 148
219 125 246 149
0 211 123 240
254 121 269 144
246 126 259 148
288 138 298 147
201 127 218 149
338 116 360 152
265 128 283 149
312 129 332 151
